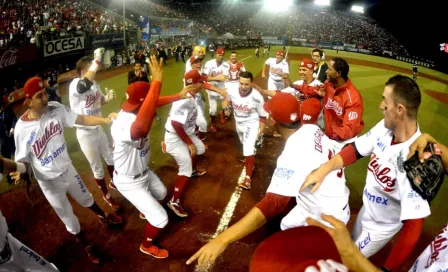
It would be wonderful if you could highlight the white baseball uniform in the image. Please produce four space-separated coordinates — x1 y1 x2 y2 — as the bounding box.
14 102 94 235
69 78 114 180
351 119 431 257
227 88 267 156
203 59 230 116
225 60 246 95
110 111 168 228
0 209 59 271
409 223 448 272
164 98 206 177
265 58 289 91
281 79 324 128
185 61 207 133
266 124 350 230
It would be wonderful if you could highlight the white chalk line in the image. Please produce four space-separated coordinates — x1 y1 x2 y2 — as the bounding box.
194 166 247 272
241 55 252 61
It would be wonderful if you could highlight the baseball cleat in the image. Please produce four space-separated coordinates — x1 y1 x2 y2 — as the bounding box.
109 182 117 190
99 213 123 225
192 168 207 177
237 156 245 163
85 245 101 264
239 176 252 190
167 201 188 217
139 244 169 259
209 124 218 133
139 213 146 220
103 194 120 210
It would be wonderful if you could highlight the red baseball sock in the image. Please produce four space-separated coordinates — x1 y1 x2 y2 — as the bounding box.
106 165 115 181
210 115 216 125
142 223 163 248
245 155 255 178
94 178 108 196
171 175 189 203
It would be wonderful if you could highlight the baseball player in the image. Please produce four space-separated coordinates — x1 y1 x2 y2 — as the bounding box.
186 95 350 270
255 46 259 59
69 49 119 211
226 51 246 94
262 44 268 57
301 75 430 271
12 77 123 264
110 56 201 258
162 69 226 218
412 63 418 81
222 71 268 190
0 158 59 271
203 48 230 131
262 50 289 92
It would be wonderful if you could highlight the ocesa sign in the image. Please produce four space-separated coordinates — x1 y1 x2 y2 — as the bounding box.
44 37 84 57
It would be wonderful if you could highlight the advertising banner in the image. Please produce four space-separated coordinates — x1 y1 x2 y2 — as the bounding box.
0 44 37 70
88 33 128 49
43 37 85 57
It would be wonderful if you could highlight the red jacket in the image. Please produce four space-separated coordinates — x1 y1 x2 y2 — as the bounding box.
323 79 364 141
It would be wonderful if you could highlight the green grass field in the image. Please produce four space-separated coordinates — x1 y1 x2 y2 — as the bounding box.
2 46 448 236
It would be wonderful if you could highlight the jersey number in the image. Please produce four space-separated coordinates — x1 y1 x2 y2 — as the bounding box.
328 150 343 178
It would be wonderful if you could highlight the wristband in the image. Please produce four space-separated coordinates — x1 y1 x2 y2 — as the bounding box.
16 162 26 174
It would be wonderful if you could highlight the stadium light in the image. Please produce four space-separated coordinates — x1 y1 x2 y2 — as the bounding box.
351 5 364 13
315 0 330 6
264 0 293 12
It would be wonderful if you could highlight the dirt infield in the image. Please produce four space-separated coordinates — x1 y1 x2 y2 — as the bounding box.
1 56 447 272
424 90 448 105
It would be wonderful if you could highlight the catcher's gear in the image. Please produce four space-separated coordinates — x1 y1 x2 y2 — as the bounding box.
403 143 445 204
223 106 232 117
255 134 264 149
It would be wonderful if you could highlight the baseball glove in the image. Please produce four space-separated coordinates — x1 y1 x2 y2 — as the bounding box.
403 143 445 204
223 106 233 117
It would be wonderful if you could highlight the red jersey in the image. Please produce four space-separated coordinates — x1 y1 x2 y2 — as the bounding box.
323 79 364 141
227 61 246 82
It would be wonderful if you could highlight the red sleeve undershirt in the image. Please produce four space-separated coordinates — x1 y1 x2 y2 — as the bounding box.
171 120 193 145
157 94 181 108
255 192 291 221
339 144 359 167
293 84 320 98
383 218 424 271
130 81 161 140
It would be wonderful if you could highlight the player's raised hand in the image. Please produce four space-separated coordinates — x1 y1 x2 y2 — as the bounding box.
409 133 438 162
148 55 163 82
179 84 201 99
300 167 327 193
186 239 229 270
188 144 197 157
104 88 116 102
94 47 105 60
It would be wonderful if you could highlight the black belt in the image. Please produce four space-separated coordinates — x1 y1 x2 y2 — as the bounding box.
0 236 11 265
115 168 149 179
343 204 348 211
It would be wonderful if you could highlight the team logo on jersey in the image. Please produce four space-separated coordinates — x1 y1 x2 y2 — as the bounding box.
425 228 448 269
210 70 224 77
302 114 311 121
32 121 63 159
397 150 405 173
232 102 251 113
85 92 102 108
367 153 397 192
324 98 343 116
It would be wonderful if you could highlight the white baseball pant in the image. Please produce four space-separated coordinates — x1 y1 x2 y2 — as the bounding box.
195 93 208 133
236 121 259 156
113 169 168 228
37 164 94 235
268 78 284 91
351 206 400 258
206 90 224 117
76 127 114 180
0 233 59 272
164 131 206 177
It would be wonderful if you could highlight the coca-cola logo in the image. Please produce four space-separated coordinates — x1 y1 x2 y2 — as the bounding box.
32 121 63 159
232 102 251 113
367 154 397 192
85 91 102 108
325 98 343 116
0 49 18 69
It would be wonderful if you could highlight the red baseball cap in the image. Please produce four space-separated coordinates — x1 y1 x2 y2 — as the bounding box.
216 48 225 55
249 226 342 272
263 93 300 124
184 70 208 85
300 59 315 71
189 55 202 64
276 50 285 57
300 98 322 124
24 77 47 100
121 81 150 112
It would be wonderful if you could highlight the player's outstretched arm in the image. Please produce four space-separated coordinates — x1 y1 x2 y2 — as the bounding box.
0 158 26 175
409 133 448 172
252 84 277 96
262 64 268 78
75 113 117 126
76 48 105 94
156 84 202 108
186 207 267 269
300 153 344 193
